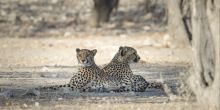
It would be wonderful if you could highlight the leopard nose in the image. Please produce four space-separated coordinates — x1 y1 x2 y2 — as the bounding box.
82 60 85 62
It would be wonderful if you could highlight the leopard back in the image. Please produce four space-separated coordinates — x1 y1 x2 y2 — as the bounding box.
102 46 141 90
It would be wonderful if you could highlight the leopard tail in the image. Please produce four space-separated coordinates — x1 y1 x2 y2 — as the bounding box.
37 84 71 90
147 81 164 90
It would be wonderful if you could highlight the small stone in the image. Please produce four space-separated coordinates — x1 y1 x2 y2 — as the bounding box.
41 67 49 72
110 91 115 93
58 98 63 100
169 94 178 101
143 26 150 31
23 103 28 108
64 32 71 37
34 102 39 107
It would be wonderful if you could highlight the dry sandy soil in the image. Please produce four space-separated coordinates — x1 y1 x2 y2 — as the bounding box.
0 32 192 67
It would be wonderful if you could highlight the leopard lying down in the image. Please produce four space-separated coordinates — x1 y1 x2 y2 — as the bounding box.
35 47 165 93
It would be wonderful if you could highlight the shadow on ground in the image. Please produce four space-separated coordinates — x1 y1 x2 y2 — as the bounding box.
0 63 190 106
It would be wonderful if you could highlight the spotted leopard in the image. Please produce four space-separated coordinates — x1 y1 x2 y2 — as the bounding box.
102 46 140 91
40 48 117 92
131 75 164 92
102 46 164 92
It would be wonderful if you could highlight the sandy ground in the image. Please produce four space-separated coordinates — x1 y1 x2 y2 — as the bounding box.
0 33 192 68
0 101 201 110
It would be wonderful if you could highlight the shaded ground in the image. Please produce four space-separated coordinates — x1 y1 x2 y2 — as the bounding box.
0 63 193 109
0 101 199 110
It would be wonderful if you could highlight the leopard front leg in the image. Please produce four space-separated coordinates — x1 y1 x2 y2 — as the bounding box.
82 80 106 92
118 75 133 92
69 74 91 92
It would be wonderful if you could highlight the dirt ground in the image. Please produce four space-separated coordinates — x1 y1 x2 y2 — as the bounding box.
0 32 192 67
0 101 200 110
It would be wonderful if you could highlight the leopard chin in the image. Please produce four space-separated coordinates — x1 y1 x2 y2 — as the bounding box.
78 62 93 67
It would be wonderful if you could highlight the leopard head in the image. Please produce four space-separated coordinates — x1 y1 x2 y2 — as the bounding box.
76 48 97 67
113 46 141 63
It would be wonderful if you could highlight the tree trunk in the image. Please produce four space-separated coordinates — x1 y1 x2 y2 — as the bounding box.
189 0 219 109
91 0 119 27
167 0 219 109
166 0 191 48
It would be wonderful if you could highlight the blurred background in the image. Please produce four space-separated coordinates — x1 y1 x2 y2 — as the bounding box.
0 0 191 67
0 0 167 37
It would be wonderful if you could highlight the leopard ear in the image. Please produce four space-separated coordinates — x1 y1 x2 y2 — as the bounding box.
92 49 97 55
76 48 80 53
119 46 123 50
119 46 126 56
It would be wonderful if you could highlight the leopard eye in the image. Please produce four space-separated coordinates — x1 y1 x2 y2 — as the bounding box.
78 54 82 58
